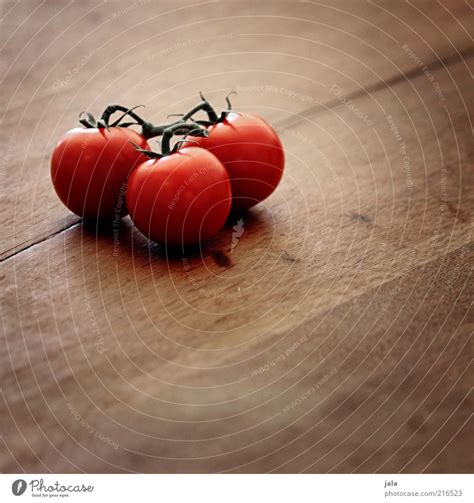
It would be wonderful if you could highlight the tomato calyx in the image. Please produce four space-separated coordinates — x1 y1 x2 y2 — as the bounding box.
130 121 208 159
179 91 242 126
78 104 184 140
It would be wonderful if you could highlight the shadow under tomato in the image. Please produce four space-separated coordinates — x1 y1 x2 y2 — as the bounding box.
80 216 128 236
144 206 269 264
77 205 270 270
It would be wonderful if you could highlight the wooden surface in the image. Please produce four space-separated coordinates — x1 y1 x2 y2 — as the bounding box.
1 0 473 473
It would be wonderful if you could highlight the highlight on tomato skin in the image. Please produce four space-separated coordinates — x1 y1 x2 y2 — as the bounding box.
189 112 285 210
126 147 232 247
51 127 149 220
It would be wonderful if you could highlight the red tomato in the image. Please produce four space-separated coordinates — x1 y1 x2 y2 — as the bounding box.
187 112 284 209
51 127 149 219
126 147 232 246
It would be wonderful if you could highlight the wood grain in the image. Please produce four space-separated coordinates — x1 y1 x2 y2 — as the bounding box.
1 0 474 258
1 10 472 474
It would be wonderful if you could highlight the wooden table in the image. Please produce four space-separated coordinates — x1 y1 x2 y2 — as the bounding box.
1 0 472 473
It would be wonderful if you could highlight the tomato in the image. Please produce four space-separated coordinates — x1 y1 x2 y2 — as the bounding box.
51 127 149 219
127 147 232 246
179 93 284 209
188 112 284 209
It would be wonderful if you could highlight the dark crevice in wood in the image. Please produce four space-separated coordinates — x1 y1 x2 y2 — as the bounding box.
0 220 81 263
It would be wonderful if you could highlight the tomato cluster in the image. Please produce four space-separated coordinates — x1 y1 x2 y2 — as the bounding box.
51 94 285 247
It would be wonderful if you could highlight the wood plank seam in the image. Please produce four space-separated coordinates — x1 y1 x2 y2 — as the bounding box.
0 220 81 264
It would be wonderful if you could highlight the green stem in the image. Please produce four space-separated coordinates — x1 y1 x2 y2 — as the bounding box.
100 104 147 127
143 120 186 139
181 92 237 124
99 104 169 139
161 122 206 154
182 99 218 123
